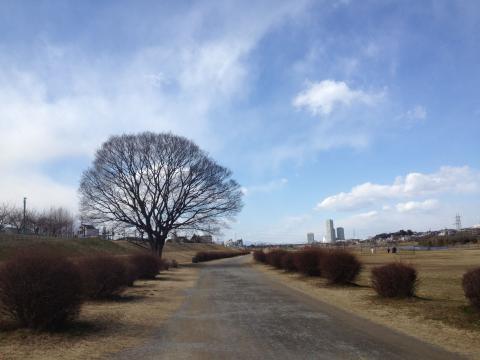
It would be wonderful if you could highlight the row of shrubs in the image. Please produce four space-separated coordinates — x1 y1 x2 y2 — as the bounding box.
0 251 178 330
192 250 250 263
254 248 362 285
254 247 480 310
254 248 418 297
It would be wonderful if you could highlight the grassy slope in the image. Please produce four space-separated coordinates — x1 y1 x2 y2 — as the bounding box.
0 233 229 263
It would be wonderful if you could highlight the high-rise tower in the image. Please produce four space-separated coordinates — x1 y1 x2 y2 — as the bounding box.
336 227 345 241
325 219 336 243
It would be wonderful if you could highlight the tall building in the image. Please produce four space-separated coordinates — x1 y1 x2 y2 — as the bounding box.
307 232 315 244
325 219 336 243
336 227 345 241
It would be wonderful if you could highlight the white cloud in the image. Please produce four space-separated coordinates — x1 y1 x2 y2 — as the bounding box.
395 199 439 213
293 79 384 115
316 166 480 211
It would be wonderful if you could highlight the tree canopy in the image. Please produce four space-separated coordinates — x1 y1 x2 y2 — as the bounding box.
79 132 243 256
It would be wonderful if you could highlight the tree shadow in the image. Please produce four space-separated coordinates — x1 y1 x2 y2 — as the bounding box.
0 318 108 337
108 294 146 303
156 275 185 282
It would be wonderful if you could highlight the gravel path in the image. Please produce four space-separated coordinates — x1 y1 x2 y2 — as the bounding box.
112 255 462 360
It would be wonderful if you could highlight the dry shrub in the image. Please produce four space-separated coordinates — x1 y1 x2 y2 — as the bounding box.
293 248 325 276
123 260 140 287
170 259 179 268
371 263 417 298
158 258 170 271
321 250 362 284
192 250 249 263
253 250 267 263
463 267 480 310
281 252 297 272
78 255 128 299
129 253 161 279
0 251 83 330
265 249 287 269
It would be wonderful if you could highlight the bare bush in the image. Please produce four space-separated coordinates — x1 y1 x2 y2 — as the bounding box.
78 255 128 299
129 254 161 279
265 249 287 269
321 250 362 284
253 250 267 263
123 260 141 287
0 251 83 329
281 252 297 272
463 267 480 310
371 263 417 298
293 248 325 276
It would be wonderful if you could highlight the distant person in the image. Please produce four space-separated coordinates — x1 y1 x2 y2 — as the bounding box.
370 247 375 254
392 246 397 254
387 247 390 254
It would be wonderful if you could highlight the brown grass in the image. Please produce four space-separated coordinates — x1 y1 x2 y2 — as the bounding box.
0 266 199 359
254 247 480 359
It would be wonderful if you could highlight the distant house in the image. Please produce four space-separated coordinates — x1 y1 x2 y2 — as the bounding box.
78 224 100 238
226 238 244 247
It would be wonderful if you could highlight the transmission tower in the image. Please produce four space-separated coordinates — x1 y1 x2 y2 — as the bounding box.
454 214 462 231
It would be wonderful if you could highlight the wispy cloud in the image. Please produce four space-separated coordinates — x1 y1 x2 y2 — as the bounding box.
0 1 310 210
242 178 288 196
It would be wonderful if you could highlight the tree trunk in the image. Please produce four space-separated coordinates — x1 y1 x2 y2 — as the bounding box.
151 234 167 258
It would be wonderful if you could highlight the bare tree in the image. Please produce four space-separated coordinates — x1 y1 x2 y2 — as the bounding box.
79 132 243 257
37 207 75 237
6 206 25 233
0 203 10 231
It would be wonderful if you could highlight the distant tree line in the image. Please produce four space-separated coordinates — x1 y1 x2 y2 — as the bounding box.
417 233 479 247
372 229 414 241
0 203 75 237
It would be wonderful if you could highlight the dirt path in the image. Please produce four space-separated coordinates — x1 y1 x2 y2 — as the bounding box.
112 255 462 360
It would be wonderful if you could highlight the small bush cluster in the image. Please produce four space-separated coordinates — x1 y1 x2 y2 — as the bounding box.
192 250 249 263
463 267 480 310
371 263 417 298
170 259 179 268
0 250 174 330
253 248 361 284
0 251 83 330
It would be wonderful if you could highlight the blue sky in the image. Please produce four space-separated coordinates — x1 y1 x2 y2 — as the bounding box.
0 0 479 243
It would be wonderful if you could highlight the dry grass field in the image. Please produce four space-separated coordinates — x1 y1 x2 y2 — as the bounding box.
254 247 480 359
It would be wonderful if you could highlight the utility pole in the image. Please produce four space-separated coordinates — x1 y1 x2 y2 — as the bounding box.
23 197 27 234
